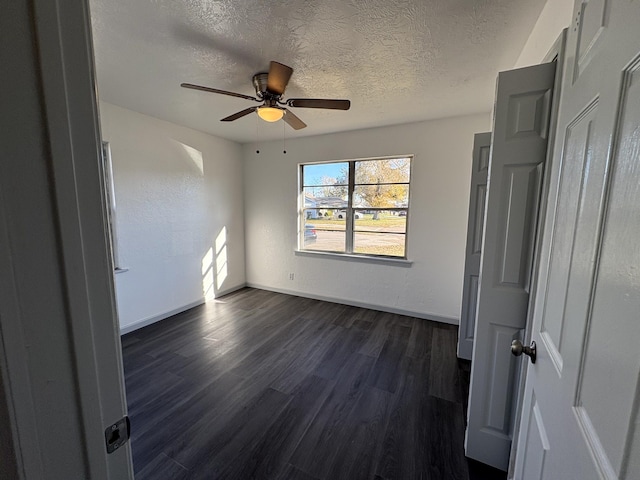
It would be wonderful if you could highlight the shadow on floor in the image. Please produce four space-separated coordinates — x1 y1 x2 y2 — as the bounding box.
468 458 508 480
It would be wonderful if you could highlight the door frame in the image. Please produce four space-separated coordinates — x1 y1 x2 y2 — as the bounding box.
0 0 133 478
506 29 568 478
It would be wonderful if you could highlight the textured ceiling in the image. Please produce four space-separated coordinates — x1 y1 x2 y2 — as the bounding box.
90 0 547 143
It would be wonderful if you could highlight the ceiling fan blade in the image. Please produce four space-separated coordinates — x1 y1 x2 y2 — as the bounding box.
221 107 257 122
287 98 351 110
283 108 307 130
266 61 293 95
181 83 258 101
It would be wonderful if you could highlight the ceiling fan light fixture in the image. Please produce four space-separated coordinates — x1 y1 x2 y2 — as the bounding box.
257 106 284 122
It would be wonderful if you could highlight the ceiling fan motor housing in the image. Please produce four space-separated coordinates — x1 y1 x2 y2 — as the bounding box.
252 73 270 97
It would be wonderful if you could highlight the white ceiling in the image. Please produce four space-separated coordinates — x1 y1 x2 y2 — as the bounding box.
90 0 547 144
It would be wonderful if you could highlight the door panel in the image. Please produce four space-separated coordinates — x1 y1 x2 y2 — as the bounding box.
574 57 640 474
574 0 609 79
466 62 556 471
521 396 549 480
473 184 487 254
497 163 543 288
484 324 520 434
462 275 479 347
458 132 491 360
539 100 598 372
513 1 640 479
506 91 552 140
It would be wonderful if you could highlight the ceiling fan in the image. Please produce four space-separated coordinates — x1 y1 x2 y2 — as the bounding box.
181 61 350 130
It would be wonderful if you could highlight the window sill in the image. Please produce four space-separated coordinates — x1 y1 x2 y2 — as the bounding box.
295 249 412 266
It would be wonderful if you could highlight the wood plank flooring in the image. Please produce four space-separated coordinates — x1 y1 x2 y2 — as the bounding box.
121 288 506 480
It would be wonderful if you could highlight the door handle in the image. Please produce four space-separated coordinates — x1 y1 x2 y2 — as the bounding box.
511 340 536 364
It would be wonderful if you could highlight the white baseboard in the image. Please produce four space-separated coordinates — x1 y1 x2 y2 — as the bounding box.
119 283 247 335
120 283 458 335
119 299 204 335
217 283 248 297
246 282 459 326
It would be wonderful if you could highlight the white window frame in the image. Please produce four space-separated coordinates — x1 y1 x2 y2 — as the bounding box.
299 155 413 259
100 141 124 272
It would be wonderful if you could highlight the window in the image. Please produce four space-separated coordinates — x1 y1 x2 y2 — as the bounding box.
300 156 412 258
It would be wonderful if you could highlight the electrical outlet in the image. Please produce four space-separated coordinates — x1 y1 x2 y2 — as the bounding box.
289 273 295 280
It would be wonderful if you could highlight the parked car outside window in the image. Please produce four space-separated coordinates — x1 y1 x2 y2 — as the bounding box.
336 211 360 219
304 224 317 244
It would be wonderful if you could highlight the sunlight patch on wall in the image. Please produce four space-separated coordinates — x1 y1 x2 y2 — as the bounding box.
174 140 204 174
215 227 228 291
202 227 229 300
201 246 215 301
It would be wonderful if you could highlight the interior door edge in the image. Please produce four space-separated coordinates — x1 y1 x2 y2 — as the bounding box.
507 28 568 479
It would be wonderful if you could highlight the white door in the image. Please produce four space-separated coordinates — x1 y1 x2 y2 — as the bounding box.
458 132 491 361
466 62 556 471
513 1 640 478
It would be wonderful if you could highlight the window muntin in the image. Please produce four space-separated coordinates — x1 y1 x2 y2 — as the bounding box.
300 156 411 258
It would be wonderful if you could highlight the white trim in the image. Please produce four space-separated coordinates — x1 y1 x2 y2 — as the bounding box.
294 249 413 266
246 283 459 326
29 0 134 477
2 0 133 477
101 141 122 269
298 153 415 166
119 300 204 335
573 407 617 480
119 284 247 335
215 284 249 298
0 185 41 480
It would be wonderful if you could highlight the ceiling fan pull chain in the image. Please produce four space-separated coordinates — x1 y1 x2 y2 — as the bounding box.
283 119 287 154
255 114 260 154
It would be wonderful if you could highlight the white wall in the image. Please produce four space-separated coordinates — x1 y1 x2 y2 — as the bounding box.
99 102 246 332
514 0 574 68
243 114 491 323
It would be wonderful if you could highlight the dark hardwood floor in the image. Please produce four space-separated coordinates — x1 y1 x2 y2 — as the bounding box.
121 288 507 480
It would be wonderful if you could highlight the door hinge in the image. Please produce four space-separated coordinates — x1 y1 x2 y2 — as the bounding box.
104 416 130 454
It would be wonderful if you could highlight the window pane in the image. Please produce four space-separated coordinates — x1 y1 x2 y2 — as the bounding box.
355 157 410 184
303 223 346 252
308 216 346 232
354 185 409 208
303 208 325 220
353 210 407 233
353 232 406 257
304 187 348 210
303 162 348 187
